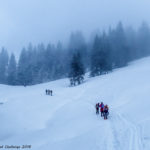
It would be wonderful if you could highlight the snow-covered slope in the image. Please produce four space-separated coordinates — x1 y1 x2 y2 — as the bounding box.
1 57 150 150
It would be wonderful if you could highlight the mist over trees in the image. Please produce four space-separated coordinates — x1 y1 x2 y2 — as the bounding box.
0 22 150 86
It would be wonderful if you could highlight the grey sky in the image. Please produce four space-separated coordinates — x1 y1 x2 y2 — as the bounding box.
0 0 150 54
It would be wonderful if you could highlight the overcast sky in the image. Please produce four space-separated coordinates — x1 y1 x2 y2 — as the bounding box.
0 0 150 54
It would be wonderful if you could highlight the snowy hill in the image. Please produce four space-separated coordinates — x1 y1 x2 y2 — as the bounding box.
1 57 150 150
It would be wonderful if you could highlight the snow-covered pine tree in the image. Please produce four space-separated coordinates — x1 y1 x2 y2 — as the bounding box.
68 31 88 69
90 35 101 77
17 48 28 86
109 22 129 68
0 48 9 84
7 53 17 85
90 34 112 77
137 22 150 58
69 52 85 86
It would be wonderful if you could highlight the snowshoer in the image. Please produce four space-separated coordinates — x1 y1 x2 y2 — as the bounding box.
46 89 48 95
48 90 50 95
104 105 109 120
95 103 99 114
99 102 104 117
50 90 53 96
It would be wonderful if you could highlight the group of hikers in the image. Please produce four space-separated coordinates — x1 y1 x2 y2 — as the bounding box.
45 89 53 96
95 102 109 120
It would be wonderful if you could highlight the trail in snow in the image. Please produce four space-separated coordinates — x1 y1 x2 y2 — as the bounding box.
108 111 143 150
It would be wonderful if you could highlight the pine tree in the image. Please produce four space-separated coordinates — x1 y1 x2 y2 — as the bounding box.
125 26 137 61
110 22 129 68
0 48 9 84
90 34 112 77
68 31 88 69
90 35 101 76
137 22 150 57
17 48 28 86
7 53 17 85
69 52 85 86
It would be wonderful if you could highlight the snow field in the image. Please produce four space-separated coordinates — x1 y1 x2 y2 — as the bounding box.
1 57 150 150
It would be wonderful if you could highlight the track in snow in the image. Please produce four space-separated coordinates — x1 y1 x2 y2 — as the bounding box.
107 111 143 150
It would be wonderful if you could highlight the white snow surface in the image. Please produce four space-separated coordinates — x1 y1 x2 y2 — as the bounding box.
1 57 150 150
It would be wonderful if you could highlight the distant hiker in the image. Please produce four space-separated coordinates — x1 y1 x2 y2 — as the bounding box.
47 90 49 95
103 105 109 120
46 89 53 96
50 90 53 96
99 102 104 117
95 103 99 114
46 89 48 95
70 78 74 86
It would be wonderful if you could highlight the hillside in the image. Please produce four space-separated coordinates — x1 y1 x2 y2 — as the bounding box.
0 57 150 150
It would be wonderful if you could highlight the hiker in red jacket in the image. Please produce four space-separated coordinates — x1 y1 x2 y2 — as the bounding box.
99 102 104 117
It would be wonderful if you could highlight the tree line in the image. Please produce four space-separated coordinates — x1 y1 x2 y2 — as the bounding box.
0 22 150 86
